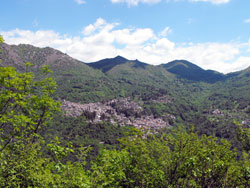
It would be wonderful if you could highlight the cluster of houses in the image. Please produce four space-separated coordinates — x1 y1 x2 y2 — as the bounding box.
133 116 167 129
61 98 172 130
61 100 116 123
108 98 142 112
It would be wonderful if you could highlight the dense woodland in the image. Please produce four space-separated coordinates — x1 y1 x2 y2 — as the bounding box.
1 37 250 187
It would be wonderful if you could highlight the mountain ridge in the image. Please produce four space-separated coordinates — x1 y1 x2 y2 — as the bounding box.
160 60 226 83
87 56 250 83
1 42 249 80
1 42 250 145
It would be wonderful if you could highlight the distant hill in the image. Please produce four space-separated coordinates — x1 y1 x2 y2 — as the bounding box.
0 43 90 71
88 56 178 100
227 66 250 78
240 66 250 77
87 56 128 72
160 60 225 83
1 43 249 106
1 42 250 145
87 56 148 72
0 43 120 102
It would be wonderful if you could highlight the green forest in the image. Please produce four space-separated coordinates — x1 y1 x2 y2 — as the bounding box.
1 36 250 187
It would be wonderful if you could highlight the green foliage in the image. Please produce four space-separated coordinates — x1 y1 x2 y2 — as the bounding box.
0 140 91 187
91 149 131 187
91 128 250 187
237 123 250 152
0 35 3 43
0 64 60 151
0 64 68 187
1 39 250 187
161 60 225 83
47 137 74 163
45 114 133 162
1 43 249 143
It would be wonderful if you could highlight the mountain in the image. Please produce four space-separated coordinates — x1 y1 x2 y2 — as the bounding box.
161 60 225 83
1 42 250 152
1 43 249 106
240 66 250 76
0 43 86 70
88 56 180 99
88 55 128 72
227 66 250 77
0 43 121 102
87 56 148 73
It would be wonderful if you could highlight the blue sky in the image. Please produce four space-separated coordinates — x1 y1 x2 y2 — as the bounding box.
1 0 250 73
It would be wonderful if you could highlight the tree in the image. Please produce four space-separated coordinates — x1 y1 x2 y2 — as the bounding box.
237 123 250 152
0 63 61 151
0 37 92 187
91 128 250 187
0 38 94 187
0 35 3 43
0 36 63 185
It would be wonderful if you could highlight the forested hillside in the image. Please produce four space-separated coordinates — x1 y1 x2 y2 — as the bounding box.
0 40 250 187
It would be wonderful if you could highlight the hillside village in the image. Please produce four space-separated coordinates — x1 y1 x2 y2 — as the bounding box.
61 98 174 130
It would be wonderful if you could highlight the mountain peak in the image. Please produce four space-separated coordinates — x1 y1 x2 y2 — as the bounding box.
161 60 225 83
0 42 85 69
87 56 130 72
87 56 149 73
114 55 128 61
164 60 202 70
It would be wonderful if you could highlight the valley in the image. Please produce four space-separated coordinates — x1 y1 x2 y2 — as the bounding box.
1 41 250 187
1 42 249 136
1 0 250 186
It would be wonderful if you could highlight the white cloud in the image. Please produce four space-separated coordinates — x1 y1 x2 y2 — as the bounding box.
0 29 66 48
113 28 155 45
75 0 85 5
244 19 250 23
82 18 108 35
159 27 172 37
221 56 250 73
1 18 249 73
111 0 162 6
189 0 230 4
111 0 230 5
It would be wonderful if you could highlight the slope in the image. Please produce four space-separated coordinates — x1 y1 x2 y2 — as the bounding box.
0 43 119 102
161 60 225 83
87 55 129 73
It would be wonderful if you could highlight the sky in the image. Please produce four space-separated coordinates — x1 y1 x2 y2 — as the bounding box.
1 0 250 73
